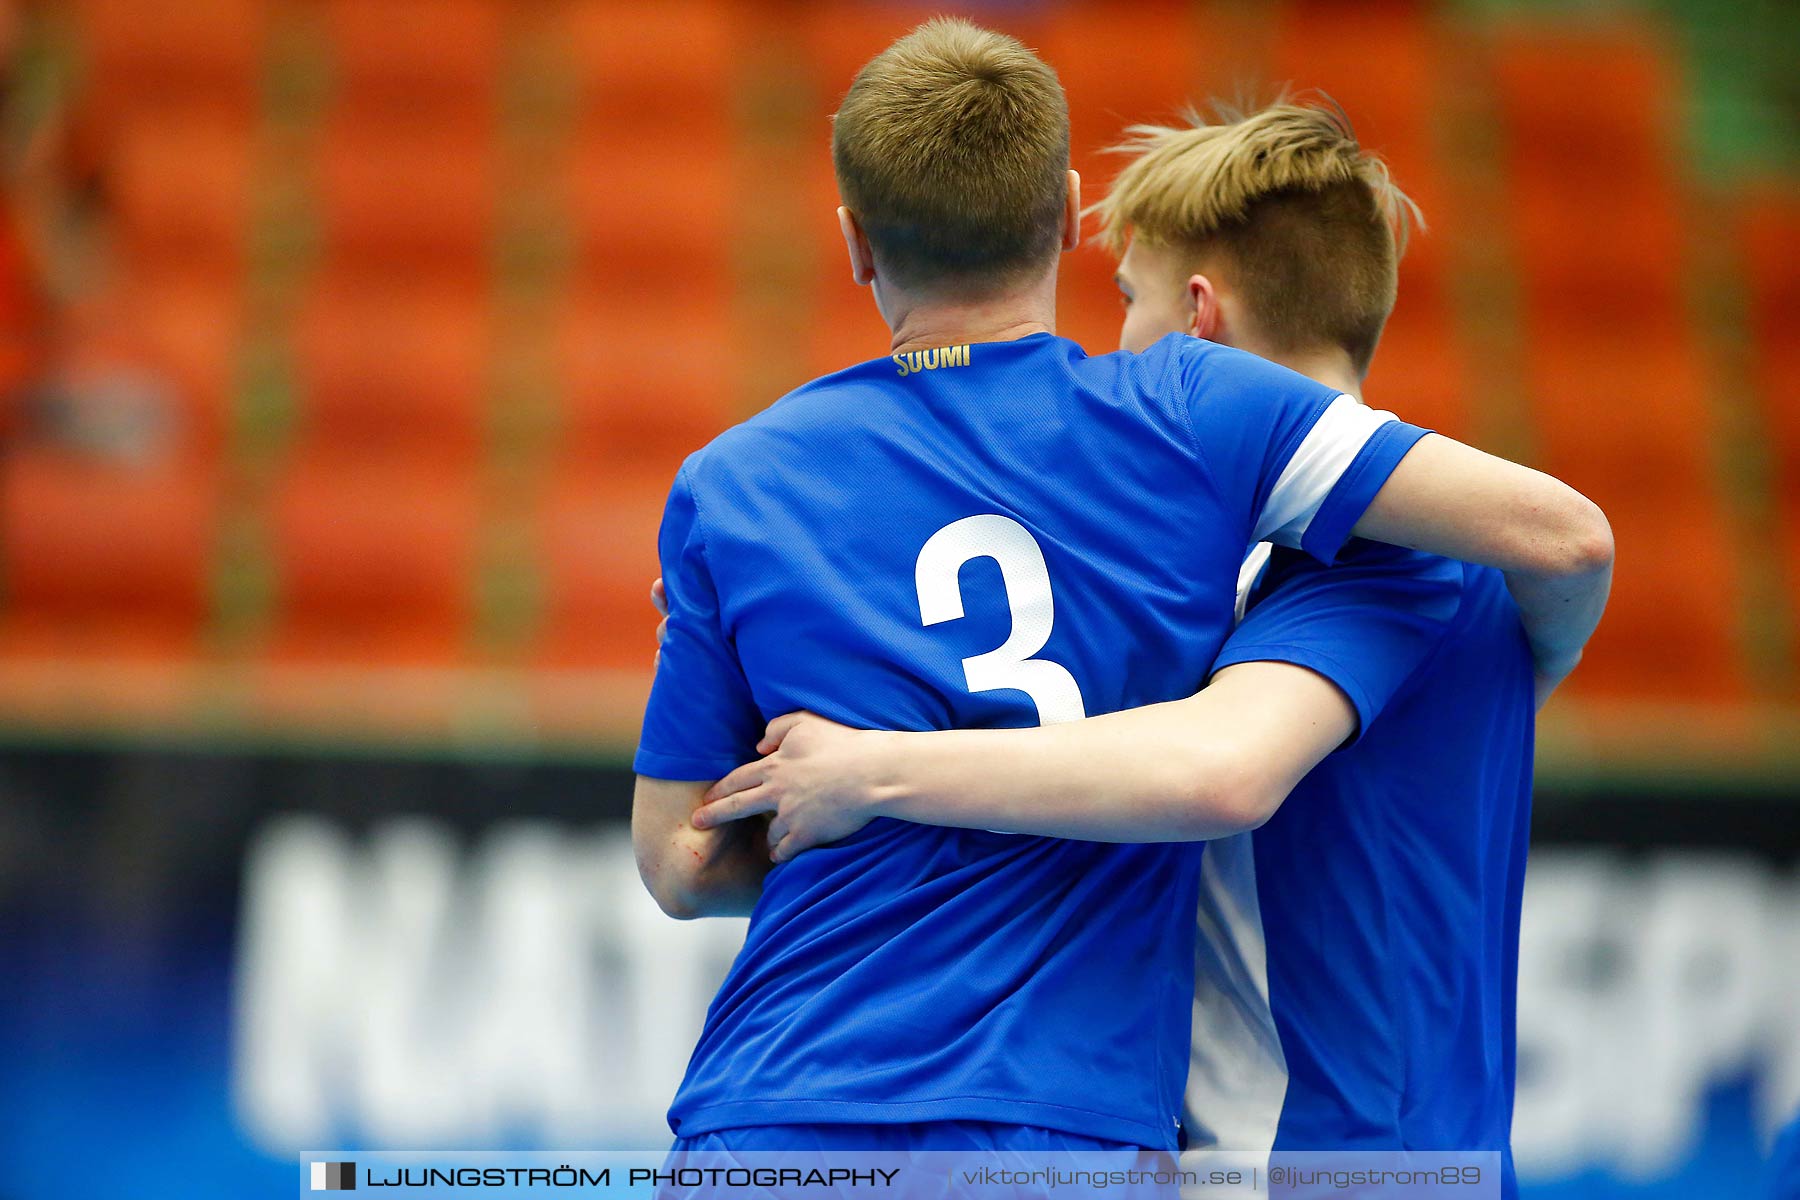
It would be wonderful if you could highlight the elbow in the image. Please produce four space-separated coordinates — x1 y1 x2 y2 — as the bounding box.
1216 783 1284 835
650 881 704 921
1541 493 1615 578
1175 759 1284 838
635 843 705 921
1565 497 1615 576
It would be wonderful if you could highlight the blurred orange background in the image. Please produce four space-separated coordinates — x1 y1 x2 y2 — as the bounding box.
0 0 1795 783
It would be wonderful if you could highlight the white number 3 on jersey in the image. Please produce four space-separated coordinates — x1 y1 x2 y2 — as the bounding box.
914 514 1087 726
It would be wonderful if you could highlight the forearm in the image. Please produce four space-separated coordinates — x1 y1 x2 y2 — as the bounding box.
1504 556 1613 700
694 666 1352 858
634 777 770 918
862 698 1265 843
640 820 769 918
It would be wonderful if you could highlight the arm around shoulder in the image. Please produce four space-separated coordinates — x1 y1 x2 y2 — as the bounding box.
1351 434 1613 578
692 662 1356 857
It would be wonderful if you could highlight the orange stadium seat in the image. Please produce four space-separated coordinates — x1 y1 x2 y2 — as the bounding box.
1517 329 1737 701
546 7 747 670
1740 193 1800 408
74 0 266 120
1041 0 1199 152
1360 287 1468 438
564 0 737 120
566 122 733 281
292 274 490 466
268 453 480 664
1270 1 1445 231
108 267 247 458
321 0 503 107
109 103 257 281
1495 32 1672 185
0 449 217 658
533 464 672 670
1493 22 1744 698
39 269 244 466
1269 0 1470 438
314 104 496 274
1523 326 1717 486
558 0 738 254
1578 508 1746 698
1507 186 1687 319
1493 26 1684 312
556 291 735 468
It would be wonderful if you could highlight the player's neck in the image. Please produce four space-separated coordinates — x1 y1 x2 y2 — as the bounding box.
1264 346 1364 402
882 281 1058 356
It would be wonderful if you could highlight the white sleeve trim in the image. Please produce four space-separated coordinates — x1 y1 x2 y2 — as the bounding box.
1234 542 1273 625
1252 395 1396 549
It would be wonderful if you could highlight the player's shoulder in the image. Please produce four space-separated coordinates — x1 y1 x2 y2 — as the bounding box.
1126 334 1345 447
1144 331 1330 392
679 353 899 485
1063 334 1226 437
1090 332 1211 400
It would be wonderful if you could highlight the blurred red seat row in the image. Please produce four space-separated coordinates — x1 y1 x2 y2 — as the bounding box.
541 0 743 665
74 0 266 123
0 450 218 659
0 444 681 669
1271 0 1472 441
3 2 1794 699
1493 21 1747 700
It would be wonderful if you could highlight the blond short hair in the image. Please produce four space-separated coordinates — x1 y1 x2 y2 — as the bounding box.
832 17 1069 293
1092 99 1419 372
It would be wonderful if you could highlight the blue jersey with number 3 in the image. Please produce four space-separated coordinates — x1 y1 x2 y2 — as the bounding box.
635 332 1427 1148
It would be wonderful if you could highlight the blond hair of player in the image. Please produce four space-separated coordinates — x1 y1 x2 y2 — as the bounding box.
1098 99 1415 386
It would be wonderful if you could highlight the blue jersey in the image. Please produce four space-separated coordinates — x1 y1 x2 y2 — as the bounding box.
636 332 1426 1149
1184 539 1534 1194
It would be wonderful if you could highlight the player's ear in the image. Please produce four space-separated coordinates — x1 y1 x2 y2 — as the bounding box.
838 206 876 287
1186 273 1223 341
1061 170 1082 252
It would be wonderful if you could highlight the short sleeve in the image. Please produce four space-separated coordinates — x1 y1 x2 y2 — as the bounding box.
633 465 766 781
1211 540 1465 744
1170 339 1431 563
